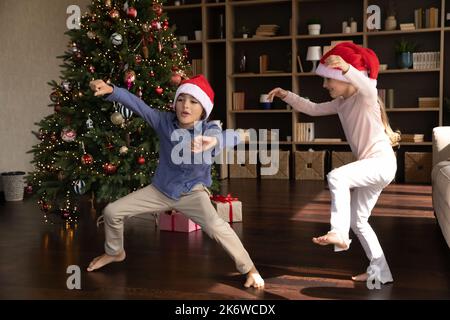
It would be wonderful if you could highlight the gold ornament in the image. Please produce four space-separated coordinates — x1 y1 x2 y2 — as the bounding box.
111 112 125 125
119 146 129 155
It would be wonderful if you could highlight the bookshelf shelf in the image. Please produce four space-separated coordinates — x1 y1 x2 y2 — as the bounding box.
167 0 447 181
230 0 291 7
295 141 349 146
399 142 433 146
205 2 226 8
365 28 441 36
206 39 226 43
232 36 292 42
379 68 441 74
296 32 363 39
165 4 203 10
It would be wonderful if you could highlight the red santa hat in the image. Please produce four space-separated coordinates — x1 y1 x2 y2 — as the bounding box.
315 42 379 87
173 74 214 119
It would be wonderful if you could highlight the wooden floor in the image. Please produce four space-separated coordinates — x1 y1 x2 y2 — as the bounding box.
0 179 449 300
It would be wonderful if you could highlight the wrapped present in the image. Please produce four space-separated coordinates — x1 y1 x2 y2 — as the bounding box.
211 194 243 223
158 211 201 233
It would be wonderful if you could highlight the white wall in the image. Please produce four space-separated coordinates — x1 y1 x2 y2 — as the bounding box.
0 0 90 190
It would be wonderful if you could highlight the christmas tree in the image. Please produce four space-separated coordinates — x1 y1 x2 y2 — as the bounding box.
27 0 209 224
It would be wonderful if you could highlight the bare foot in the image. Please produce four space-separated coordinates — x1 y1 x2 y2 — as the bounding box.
352 272 369 282
87 251 126 272
244 266 265 289
312 232 349 250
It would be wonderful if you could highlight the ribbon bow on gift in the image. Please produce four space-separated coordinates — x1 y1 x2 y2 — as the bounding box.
210 194 239 222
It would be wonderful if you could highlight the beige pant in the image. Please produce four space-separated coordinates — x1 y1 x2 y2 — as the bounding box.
102 184 254 274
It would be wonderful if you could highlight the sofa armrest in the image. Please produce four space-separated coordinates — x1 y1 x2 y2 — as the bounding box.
433 127 450 166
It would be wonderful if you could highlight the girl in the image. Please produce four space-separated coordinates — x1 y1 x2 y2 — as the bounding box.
268 43 400 284
88 75 264 289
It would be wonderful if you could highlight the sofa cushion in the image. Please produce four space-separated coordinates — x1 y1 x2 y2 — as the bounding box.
432 190 450 248
433 162 450 201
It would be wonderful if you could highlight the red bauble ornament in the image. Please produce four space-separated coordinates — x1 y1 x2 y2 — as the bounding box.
40 202 51 213
151 20 161 30
163 20 169 30
81 154 94 166
153 4 163 17
137 156 146 165
170 73 182 86
25 185 33 194
109 9 120 19
88 65 96 73
149 70 155 77
103 163 117 175
155 86 164 95
106 143 114 150
127 7 137 18
135 54 143 64
61 210 70 219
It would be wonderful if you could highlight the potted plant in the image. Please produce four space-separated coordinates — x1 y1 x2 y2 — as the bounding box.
239 26 251 39
384 0 397 31
395 39 417 69
307 18 321 35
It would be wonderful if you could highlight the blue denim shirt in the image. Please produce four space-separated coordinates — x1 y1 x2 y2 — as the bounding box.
105 86 240 200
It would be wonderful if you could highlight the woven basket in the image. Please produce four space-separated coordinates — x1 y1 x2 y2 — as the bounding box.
404 152 432 184
295 151 326 180
261 150 290 179
229 151 258 178
331 151 356 170
1 171 25 201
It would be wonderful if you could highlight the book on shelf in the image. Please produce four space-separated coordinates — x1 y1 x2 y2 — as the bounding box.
232 92 245 110
416 7 439 28
413 52 440 70
254 24 279 37
313 138 342 143
296 123 315 142
418 97 439 108
401 134 425 143
259 54 269 73
400 23 416 31
191 59 203 76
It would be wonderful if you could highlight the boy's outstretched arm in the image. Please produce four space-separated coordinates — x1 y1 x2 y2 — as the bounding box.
90 80 162 130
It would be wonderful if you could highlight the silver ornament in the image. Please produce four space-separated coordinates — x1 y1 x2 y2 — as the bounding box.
111 33 123 46
73 179 86 195
118 103 133 119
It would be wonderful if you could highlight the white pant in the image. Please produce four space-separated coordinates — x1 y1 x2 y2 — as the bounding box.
327 154 397 284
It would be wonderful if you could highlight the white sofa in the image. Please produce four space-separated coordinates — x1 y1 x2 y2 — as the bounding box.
432 127 450 248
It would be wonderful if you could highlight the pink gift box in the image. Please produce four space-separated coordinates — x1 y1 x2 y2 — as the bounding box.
158 211 201 233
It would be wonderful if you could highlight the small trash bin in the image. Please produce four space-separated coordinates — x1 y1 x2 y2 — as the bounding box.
1 171 26 201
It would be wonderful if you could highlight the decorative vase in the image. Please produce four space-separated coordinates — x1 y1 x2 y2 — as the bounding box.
308 24 321 35
397 52 412 69
385 16 397 31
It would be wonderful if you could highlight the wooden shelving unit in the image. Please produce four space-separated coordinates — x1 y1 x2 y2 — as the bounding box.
165 0 449 182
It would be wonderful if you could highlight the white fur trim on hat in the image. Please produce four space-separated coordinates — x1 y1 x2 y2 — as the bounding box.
315 63 377 87
173 83 213 118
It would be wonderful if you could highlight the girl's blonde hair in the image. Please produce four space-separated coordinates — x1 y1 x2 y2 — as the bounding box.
378 97 401 147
